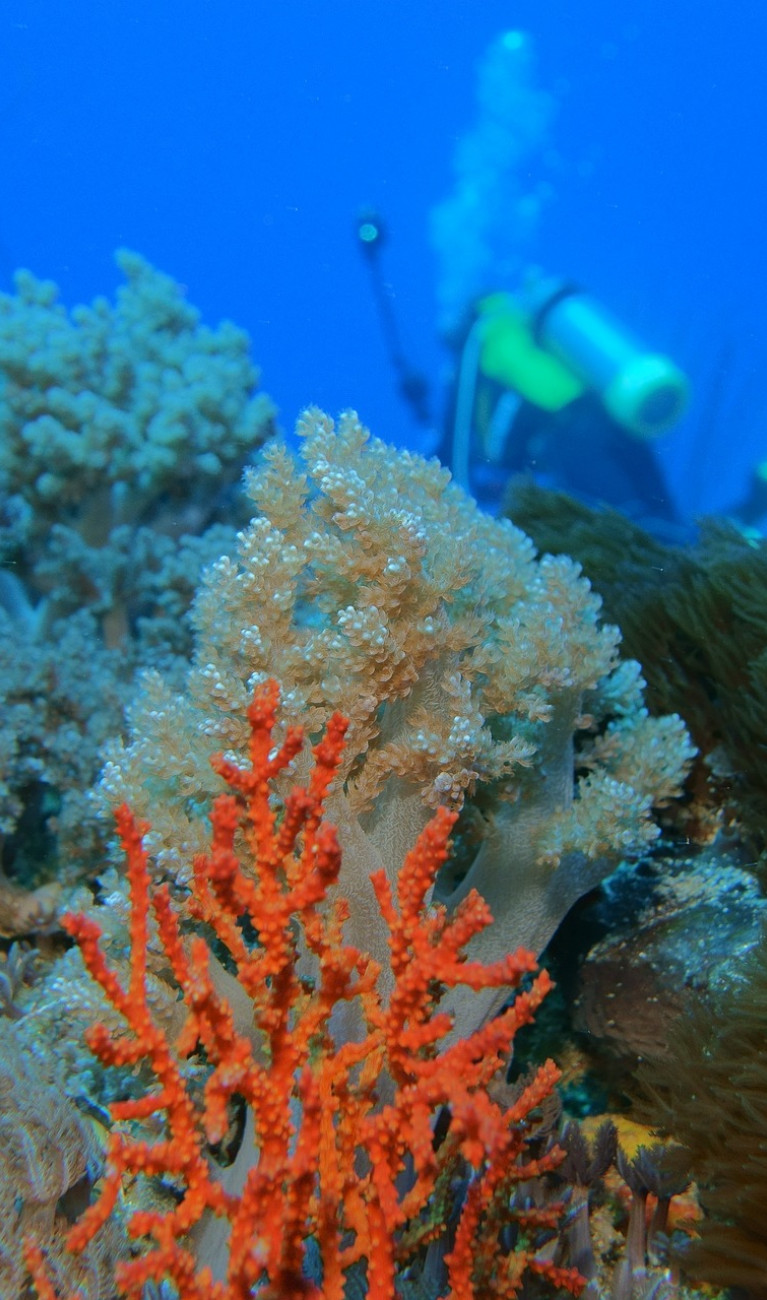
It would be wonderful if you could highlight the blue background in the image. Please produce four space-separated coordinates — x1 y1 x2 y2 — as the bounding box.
1 0 764 518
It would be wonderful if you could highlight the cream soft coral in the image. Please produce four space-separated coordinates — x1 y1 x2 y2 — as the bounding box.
101 409 694 1037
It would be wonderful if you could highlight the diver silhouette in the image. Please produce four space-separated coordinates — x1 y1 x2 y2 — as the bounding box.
441 278 688 529
355 214 689 532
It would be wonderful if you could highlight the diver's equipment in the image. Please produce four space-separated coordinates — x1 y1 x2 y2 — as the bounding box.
355 208 431 426
449 293 582 492
478 293 584 410
520 275 689 438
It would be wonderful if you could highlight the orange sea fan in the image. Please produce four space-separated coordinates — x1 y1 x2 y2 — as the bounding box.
26 680 582 1300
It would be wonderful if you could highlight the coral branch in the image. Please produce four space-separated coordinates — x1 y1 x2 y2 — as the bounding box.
28 680 579 1300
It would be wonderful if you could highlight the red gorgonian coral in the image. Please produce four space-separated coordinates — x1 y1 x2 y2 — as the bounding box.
26 680 582 1300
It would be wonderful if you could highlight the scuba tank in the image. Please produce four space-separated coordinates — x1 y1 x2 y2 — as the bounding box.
519 274 689 438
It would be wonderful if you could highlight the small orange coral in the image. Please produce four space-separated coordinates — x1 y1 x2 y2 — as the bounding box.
27 680 582 1300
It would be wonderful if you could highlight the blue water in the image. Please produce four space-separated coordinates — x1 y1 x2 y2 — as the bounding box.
1 0 764 519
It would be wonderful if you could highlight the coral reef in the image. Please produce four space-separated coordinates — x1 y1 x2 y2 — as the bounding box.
0 260 706 1296
0 249 274 623
101 409 693 1039
0 253 274 889
25 681 582 1300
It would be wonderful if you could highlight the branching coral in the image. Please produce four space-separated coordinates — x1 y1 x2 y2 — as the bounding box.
0 250 274 591
0 248 275 650
25 680 582 1300
0 253 275 884
101 409 693 1037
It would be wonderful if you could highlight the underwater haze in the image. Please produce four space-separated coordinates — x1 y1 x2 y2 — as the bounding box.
1 0 764 518
5 7 767 1295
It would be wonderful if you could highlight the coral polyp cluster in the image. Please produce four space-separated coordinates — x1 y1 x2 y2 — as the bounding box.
102 409 693 1037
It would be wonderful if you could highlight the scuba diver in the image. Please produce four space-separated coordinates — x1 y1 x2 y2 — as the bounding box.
356 212 690 532
442 276 689 529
